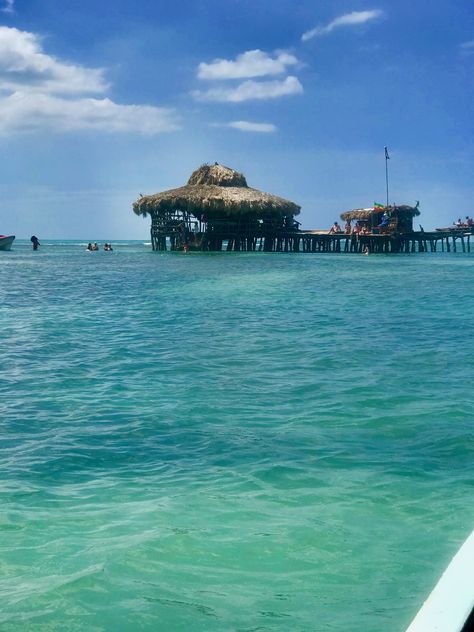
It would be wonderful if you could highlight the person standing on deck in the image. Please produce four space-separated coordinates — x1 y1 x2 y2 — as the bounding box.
378 211 390 229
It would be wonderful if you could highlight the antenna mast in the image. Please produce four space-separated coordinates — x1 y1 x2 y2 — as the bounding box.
384 146 390 207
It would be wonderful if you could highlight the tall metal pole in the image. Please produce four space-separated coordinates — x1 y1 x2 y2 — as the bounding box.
384 146 390 207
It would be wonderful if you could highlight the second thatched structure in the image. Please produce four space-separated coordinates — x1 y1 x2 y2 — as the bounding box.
133 163 301 251
340 204 420 234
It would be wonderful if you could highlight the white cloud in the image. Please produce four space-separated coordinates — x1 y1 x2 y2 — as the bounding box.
198 49 298 80
1 0 14 13
460 40 474 55
213 120 277 133
193 76 303 103
0 92 179 135
0 26 107 93
302 10 383 42
0 26 179 135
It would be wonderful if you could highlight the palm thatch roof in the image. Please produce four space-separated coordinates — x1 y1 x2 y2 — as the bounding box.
133 163 301 218
340 205 420 221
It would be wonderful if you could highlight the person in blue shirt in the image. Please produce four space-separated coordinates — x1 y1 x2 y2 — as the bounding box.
379 212 390 228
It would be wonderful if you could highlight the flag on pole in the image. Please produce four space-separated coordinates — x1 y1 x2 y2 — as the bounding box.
385 146 390 160
374 202 385 210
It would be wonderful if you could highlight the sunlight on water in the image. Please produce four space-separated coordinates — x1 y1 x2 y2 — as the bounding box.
1 241 473 631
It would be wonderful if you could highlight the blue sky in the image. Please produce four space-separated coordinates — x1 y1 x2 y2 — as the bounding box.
1 0 473 238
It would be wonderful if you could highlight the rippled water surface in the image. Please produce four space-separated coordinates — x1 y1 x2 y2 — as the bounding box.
1 241 473 631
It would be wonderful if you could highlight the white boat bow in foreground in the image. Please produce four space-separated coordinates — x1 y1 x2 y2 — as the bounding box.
406 529 474 631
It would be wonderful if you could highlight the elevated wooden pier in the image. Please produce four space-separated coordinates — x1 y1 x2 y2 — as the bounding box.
260 230 473 254
173 228 472 254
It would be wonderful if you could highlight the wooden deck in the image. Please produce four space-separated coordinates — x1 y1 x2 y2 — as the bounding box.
197 230 472 253
150 224 473 253
290 230 473 254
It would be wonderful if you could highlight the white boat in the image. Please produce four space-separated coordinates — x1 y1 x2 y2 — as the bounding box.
406 529 474 631
0 235 15 250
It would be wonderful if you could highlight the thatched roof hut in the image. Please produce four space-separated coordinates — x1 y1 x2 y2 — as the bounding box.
133 163 301 219
340 204 420 234
340 205 420 222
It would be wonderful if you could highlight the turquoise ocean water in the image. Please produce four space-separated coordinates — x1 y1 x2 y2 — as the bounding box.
1 240 473 631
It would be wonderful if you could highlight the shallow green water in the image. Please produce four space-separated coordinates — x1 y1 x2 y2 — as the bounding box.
1 241 473 631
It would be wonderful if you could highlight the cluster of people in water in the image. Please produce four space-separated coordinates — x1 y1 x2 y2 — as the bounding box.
454 217 474 228
86 242 113 251
29 237 114 251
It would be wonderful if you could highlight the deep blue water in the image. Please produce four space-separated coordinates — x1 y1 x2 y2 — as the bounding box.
1 240 473 631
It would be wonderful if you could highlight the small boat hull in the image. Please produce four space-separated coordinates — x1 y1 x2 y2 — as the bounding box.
406 529 474 632
0 235 15 251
